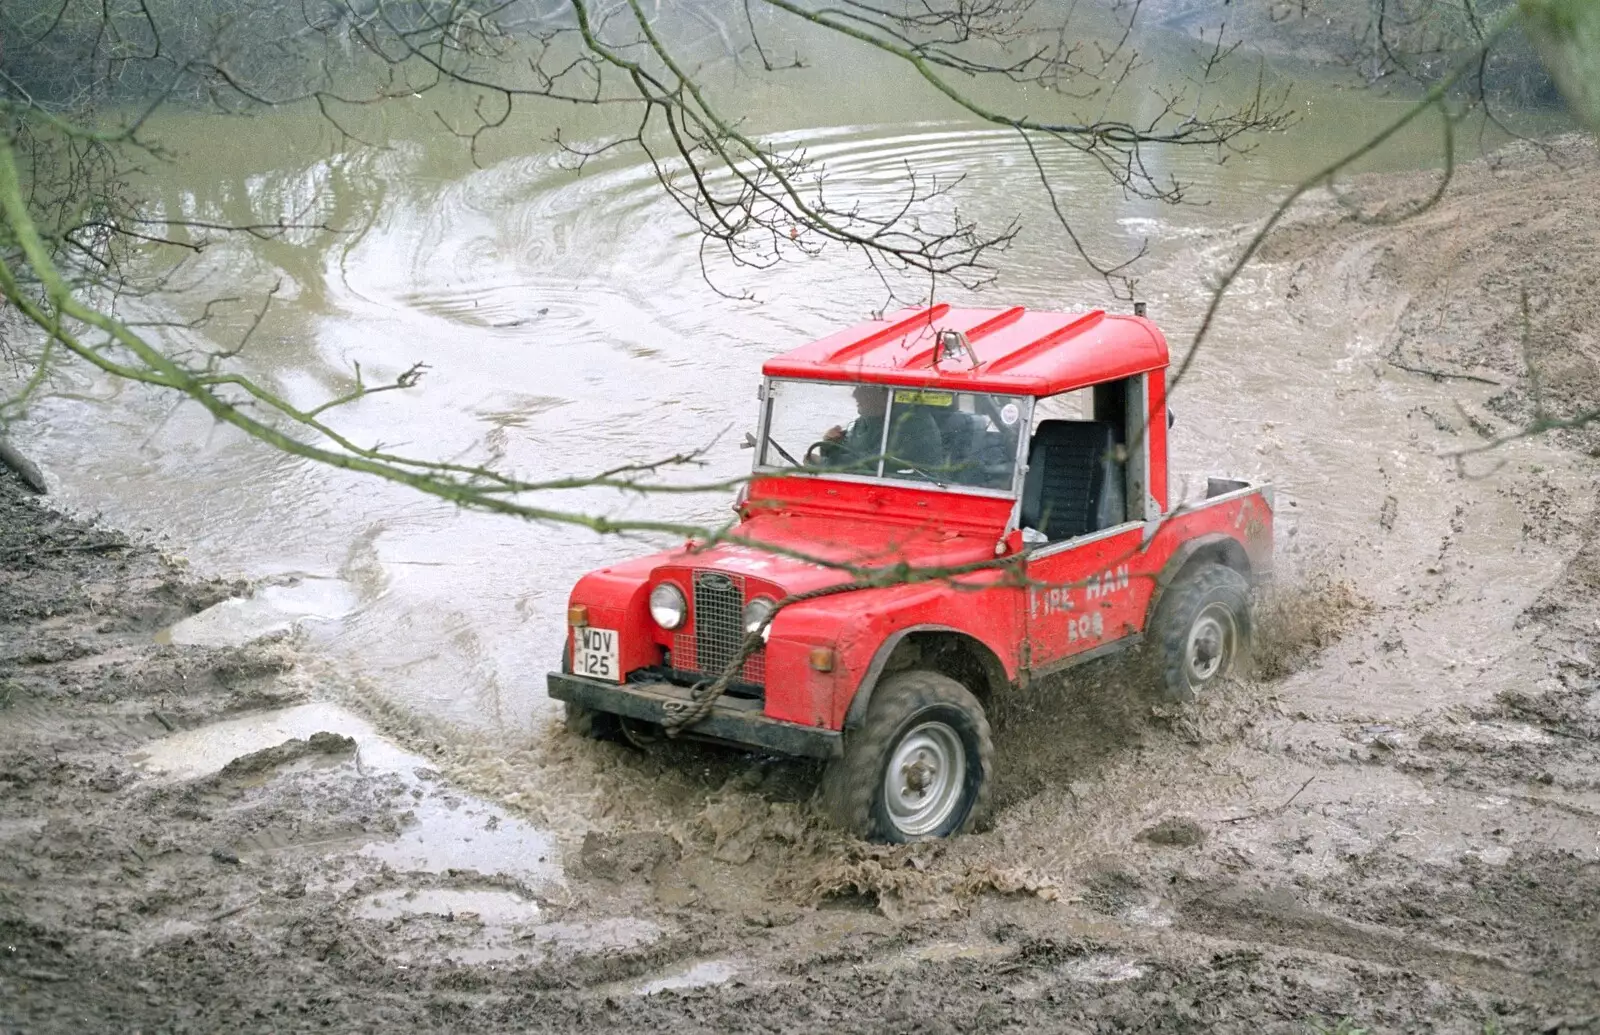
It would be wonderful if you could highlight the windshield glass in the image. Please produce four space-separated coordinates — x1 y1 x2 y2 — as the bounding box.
759 380 1026 492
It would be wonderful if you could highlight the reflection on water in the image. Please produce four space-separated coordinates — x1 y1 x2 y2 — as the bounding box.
351 891 664 965
133 702 564 889
159 577 358 647
631 959 739 996
353 887 542 923
10 16 1571 733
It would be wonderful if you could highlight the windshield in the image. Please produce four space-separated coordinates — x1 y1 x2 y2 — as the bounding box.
759 379 1026 492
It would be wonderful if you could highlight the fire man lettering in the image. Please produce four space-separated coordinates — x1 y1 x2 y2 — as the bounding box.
1083 565 1130 600
1030 586 1075 619
1030 565 1132 622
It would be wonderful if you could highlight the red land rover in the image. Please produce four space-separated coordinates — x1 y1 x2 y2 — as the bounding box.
549 303 1273 841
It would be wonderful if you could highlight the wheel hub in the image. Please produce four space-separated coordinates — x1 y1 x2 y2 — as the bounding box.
883 721 967 838
1185 603 1237 687
903 754 935 794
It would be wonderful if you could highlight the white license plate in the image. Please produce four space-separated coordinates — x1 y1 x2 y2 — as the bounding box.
572 626 620 682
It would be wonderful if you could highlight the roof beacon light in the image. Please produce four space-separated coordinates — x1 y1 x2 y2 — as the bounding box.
933 328 978 369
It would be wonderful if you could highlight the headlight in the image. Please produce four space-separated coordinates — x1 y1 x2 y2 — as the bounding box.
743 597 776 643
649 583 686 630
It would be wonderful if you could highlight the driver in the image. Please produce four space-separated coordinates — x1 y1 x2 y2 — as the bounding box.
817 385 943 474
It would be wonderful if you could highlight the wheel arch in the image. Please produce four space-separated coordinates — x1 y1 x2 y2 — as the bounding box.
844 625 1009 730
1147 533 1251 619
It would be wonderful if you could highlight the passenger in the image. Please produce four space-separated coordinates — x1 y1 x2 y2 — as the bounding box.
817 385 944 475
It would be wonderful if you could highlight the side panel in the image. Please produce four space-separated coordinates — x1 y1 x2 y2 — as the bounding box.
1147 489 1274 588
1021 489 1273 672
1023 525 1155 669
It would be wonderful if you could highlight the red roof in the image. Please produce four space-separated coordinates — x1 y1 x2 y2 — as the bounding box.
762 304 1168 396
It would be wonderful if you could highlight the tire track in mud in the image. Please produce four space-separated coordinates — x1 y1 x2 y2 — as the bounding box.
1175 881 1591 1006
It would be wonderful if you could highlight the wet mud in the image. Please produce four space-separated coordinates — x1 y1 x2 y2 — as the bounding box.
5 138 1600 1033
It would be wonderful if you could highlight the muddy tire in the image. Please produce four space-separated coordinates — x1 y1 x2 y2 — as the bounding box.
563 701 621 740
1147 563 1251 703
617 715 663 749
819 670 993 843
560 644 620 740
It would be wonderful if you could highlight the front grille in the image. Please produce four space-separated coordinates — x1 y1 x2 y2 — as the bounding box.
672 570 766 687
693 571 744 674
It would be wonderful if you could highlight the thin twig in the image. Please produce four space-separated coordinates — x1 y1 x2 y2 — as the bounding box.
1386 359 1501 386
1220 775 1316 824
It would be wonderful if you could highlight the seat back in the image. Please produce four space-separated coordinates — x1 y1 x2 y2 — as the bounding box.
1020 420 1123 541
925 410 971 460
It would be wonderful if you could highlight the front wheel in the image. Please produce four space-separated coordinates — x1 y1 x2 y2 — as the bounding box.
819 670 993 842
563 701 621 740
1147 563 1252 703
561 643 620 740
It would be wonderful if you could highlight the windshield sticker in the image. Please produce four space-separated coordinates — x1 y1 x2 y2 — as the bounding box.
1000 402 1020 426
892 389 955 407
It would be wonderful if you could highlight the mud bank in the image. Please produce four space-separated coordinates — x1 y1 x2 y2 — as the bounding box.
1134 0 1556 107
5 137 1600 1034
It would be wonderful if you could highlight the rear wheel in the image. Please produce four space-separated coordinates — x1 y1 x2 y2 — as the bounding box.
819 670 993 842
1147 563 1251 703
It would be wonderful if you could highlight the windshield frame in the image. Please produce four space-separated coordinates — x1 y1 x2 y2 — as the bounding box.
751 377 1034 500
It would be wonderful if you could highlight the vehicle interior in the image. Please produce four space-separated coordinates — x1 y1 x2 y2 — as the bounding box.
918 396 1019 490
758 380 1153 508
1019 377 1141 542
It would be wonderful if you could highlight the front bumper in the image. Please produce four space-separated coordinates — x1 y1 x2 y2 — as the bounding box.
547 672 842 759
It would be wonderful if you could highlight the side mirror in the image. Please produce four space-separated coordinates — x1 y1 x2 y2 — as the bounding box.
1167 408 1175 429
740 431 757 450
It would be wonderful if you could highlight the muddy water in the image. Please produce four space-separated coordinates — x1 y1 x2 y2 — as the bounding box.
10 18 1580 743
133 701 564 889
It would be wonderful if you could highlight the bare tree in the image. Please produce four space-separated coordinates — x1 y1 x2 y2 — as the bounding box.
3 0 1596 727
1 0 1288 519
2 0 1594 534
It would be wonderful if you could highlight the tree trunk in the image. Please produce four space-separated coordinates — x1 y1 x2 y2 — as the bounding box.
0 438 47 493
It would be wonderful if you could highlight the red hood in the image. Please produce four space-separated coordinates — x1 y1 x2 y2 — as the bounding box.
566 476 1021 693
664 478 1014 596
